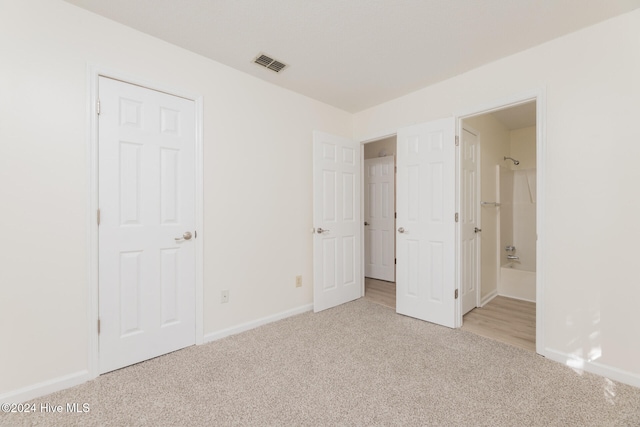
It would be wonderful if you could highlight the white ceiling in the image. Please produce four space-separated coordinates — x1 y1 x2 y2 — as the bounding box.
491 102 537 130
64 0 640 113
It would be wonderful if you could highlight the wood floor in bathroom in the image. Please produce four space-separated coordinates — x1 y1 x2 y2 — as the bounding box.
364 277 536 352
462 296 536 352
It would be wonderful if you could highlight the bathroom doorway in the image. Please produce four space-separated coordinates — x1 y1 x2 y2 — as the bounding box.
459 100 538 352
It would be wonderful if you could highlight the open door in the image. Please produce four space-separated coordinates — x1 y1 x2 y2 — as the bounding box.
312 131 362 312
396 118 457 327
460 127 480 315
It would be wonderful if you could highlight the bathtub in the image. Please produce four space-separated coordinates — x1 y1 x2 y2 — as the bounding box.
499 263 536 302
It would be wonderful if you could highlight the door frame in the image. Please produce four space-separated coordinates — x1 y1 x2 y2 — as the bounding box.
86 65 205 379
454 88 546 356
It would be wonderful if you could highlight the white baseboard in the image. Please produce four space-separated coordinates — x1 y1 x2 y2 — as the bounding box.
544 349 640 389
204 303 313 343
497 293 536 303
480 290 498 307
0 370 90 404
0 304 314 404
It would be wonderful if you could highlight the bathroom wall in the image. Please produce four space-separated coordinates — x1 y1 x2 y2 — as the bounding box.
510 126 536 271
500 167 515 267
510 126 536 169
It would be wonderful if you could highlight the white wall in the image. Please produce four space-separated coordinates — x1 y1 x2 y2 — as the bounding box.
501 125 537 272
2 0 640 400
500 167 515 267
355 10 640 385
510 168 536 265
0 0 352 398
510 126 537 273
510 126 536 170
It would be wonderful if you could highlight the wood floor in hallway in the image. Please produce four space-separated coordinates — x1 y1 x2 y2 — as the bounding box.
364 278 536 352
364 278 395 309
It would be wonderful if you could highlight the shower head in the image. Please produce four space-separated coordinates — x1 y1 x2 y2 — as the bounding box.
504 156 520 165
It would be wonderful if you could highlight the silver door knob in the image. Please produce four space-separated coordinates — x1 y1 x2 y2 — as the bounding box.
397 227 405 233
316 227 330 234
175 231 192 241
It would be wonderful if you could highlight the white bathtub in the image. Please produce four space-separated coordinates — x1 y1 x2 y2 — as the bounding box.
499 263 536 302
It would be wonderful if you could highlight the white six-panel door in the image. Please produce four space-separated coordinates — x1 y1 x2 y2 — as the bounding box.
98 76 196 373
460 128 479 315
313 131 361 312
364 156 395 282
396 118 456 327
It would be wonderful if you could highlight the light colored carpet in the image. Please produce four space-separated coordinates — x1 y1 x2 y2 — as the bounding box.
2 299 640 426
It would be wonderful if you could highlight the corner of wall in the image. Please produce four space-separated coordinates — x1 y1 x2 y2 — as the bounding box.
544 349 640 390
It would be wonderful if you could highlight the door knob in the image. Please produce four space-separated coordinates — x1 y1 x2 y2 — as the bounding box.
175 231 192 241
474 227 482 233
397 227 406 233
364 222 369 226
316 227 330 234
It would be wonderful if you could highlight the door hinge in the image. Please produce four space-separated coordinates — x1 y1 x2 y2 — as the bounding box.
97 209 101 226
97 318 101 334
395 212 397 219
395 258 397 265
455 212 459 222
455 289 459 299
194 230 197 239
455 135 459 146
96 99 101 115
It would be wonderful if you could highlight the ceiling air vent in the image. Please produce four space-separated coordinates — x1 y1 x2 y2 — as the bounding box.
253 53 288 73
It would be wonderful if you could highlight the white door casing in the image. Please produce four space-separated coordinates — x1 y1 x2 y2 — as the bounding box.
313 131 362 312
396 118 456 328
364 156 395 282
98 76 196 373
460 128 479 315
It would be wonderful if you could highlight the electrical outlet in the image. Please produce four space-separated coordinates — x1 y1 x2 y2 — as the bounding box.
221 290 229 304
295 275 302 287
